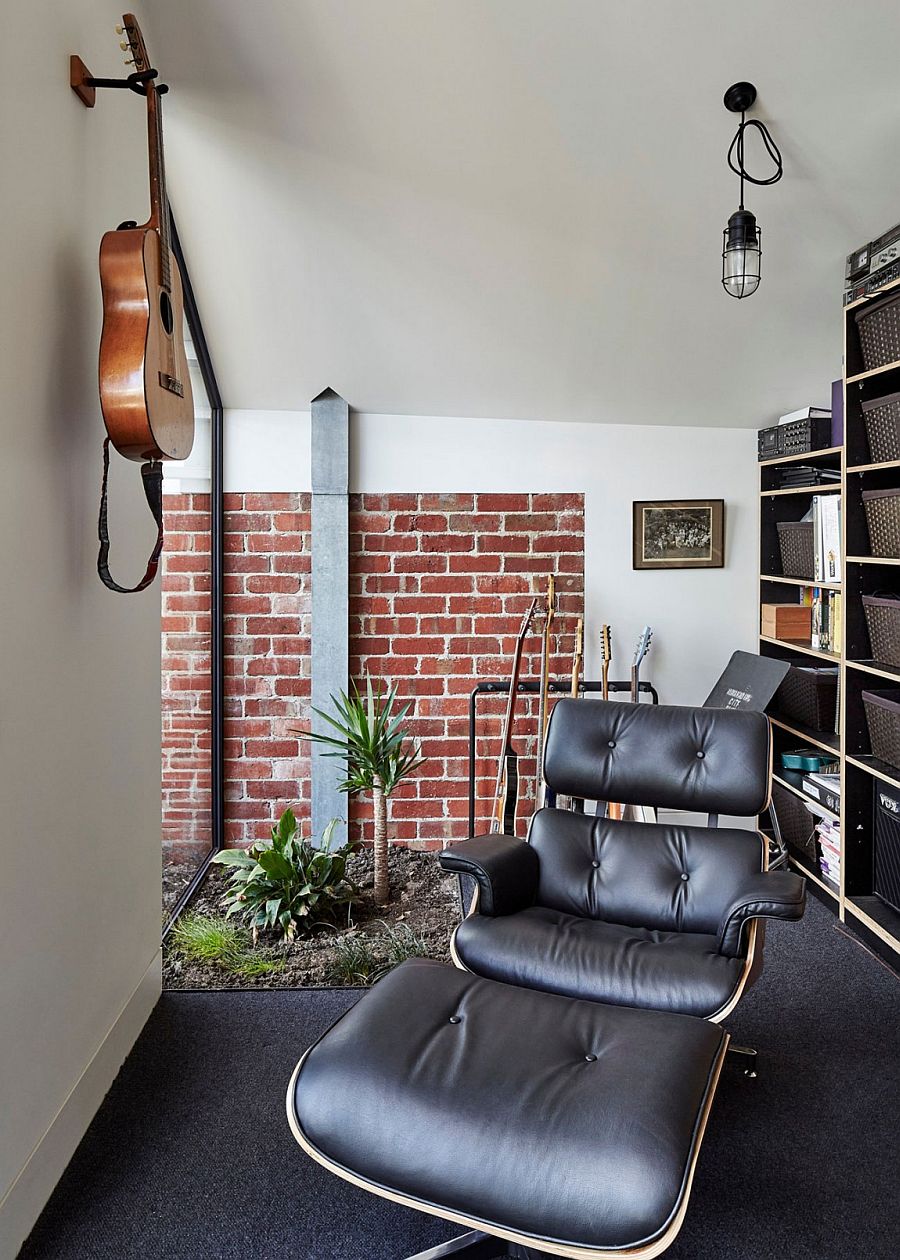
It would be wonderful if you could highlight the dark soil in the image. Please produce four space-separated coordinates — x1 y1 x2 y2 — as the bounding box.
162 856 209 920
162 846 461 990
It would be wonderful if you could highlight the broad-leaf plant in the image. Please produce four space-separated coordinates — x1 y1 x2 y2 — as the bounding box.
212 811 357 940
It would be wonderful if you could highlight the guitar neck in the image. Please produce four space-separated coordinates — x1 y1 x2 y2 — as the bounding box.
146 86 172 289
630 663 639 704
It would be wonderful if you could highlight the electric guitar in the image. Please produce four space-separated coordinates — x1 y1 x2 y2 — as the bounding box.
535 576 556 807
599 624 625 821
491 599 538 834
627 626 655 823
599 624 612 702
570 617 584 699
98 14 194 462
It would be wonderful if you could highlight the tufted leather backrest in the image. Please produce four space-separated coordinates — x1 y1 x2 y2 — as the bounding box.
543 698 771 816
530 809 765 937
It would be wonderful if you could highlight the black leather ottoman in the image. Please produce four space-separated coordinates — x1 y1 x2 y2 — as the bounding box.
287 959 729 1260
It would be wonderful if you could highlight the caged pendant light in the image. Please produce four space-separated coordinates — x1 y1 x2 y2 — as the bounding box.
721 82 783 299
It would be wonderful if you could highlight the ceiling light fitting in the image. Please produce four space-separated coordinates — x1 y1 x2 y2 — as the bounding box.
722 81 783 300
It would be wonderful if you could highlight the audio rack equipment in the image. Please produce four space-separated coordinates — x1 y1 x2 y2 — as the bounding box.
757 415 833 461
844 220 900 305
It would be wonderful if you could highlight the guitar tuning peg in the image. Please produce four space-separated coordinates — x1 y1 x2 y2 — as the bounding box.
115 24 124 33
120 41 131 50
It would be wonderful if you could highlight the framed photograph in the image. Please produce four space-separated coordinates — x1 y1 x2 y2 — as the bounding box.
632 499 724 570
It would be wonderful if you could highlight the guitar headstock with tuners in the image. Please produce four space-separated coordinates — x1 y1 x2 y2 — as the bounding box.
631 625 653 671
116 14 150 75
630 625 653 703
517 598 539 643
600 624 612 665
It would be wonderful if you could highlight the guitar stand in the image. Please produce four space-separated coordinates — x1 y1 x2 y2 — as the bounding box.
467 678 658 839
70 56 167 108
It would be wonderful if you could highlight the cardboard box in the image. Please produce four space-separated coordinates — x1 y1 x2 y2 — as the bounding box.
761 603 812 641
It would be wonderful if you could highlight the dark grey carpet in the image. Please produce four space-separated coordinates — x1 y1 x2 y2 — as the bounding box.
20 897 900 1260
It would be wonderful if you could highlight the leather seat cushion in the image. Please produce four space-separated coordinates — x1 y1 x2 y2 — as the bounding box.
290 959 727 1255
455 905 745 1018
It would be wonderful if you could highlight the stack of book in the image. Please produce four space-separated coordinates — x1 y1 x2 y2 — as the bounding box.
802 771 841 815
815 816 841 891
798 585 842 654
811 494 842 585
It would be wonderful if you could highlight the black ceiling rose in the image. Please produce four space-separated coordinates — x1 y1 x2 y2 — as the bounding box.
723 81 757 114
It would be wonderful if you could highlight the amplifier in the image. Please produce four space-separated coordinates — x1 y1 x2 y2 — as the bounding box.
757 415 833 462
844 220 900 305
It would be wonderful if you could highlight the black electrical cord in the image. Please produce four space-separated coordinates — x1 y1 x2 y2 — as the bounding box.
727 111 783 209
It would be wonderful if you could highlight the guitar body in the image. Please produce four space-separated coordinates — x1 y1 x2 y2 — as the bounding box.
496 751 519 834
99 226 194 462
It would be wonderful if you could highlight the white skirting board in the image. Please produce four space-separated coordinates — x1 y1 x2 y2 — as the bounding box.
0 950 162 1260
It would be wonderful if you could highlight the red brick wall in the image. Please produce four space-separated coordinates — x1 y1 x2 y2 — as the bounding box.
223 493 312 845
349 493 584 847
161 491 584 852
161 493 212 859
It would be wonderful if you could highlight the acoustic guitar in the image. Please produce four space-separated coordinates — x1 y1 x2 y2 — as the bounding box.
99 14 193 462
490 599 538 834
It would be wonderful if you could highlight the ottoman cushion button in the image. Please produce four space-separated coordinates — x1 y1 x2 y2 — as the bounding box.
608 740 616 749
584 1053 597 1062
591 860 600 869
681 873 690 881
449 1015 461 1024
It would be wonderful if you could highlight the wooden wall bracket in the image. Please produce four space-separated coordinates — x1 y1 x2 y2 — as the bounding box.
70 55 97 107
69 55 164 108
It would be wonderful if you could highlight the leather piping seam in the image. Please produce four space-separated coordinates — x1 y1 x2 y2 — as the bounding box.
285 1032 729 1260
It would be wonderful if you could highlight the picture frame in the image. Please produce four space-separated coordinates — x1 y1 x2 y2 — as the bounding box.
632 498 724 570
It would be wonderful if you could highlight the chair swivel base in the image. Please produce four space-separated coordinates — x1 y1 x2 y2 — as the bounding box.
288 959 730 1260
406 1230 555 1258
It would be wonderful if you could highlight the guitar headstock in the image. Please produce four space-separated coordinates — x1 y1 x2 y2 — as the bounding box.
600 623 612 664
574 616 584 659
517 597 539 639
116 13 150 73
543 574 556 629
631 625 653 669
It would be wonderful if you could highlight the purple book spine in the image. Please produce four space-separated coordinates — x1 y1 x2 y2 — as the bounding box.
831 378 844 447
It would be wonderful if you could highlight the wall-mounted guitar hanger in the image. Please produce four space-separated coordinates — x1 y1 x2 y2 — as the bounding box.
70 56 167 109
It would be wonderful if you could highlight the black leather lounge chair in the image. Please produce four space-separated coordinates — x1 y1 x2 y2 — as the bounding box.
440 698 806 1023
287 700 807 1259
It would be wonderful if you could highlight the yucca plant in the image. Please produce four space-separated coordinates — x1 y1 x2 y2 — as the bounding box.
212 811 357 940
303 677 425 904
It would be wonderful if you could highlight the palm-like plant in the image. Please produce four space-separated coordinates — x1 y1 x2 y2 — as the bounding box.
303 677 425 904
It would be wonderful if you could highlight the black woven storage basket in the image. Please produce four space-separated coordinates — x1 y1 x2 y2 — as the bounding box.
770 781 817 862
862 487 900 558
862 391 900 464
862 689 900 771
854 291 900 372
862 594 900 666
776 520 815 579
773 664 839 731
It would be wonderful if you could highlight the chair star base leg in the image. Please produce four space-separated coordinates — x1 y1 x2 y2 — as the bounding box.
404 1231 556 1259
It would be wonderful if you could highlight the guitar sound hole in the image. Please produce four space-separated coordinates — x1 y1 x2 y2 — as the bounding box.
159 290 174 336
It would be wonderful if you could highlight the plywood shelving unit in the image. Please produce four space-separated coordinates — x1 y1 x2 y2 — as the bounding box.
758 275 900 962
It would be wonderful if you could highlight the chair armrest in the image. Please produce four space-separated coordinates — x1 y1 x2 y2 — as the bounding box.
439 834 539 916
717 870 807 957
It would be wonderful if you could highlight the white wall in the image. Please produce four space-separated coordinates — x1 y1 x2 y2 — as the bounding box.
201 408 758 705
0 4 163 1253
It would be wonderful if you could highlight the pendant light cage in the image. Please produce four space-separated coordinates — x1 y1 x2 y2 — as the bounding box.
721 83 782 300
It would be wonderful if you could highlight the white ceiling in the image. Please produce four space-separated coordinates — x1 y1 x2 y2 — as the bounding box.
136 0 900 426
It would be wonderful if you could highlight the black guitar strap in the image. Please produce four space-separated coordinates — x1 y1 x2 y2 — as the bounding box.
97 437 165 593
